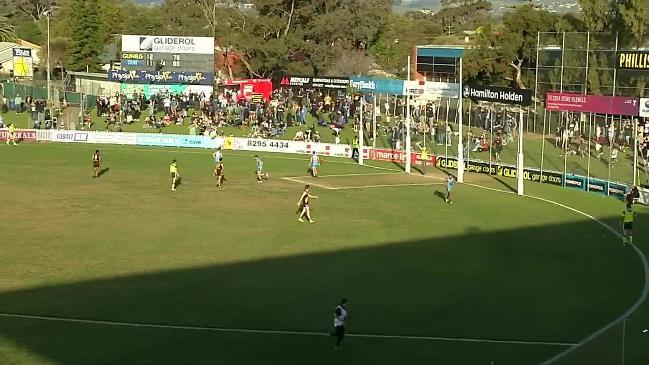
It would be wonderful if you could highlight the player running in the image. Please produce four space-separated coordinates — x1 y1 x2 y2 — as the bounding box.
309 151 320 177
212 147 223 174
445 175 455 204
254 155 269 183
92 149 101 178
297 184 318 223
5 123 17 146
622 203 636 244
215 162 224 188
170 159 180 191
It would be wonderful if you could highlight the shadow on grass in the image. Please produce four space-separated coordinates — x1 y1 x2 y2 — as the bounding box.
97 167 110 178
0 215 644 364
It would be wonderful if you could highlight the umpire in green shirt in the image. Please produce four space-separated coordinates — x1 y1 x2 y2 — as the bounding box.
622 203 636 245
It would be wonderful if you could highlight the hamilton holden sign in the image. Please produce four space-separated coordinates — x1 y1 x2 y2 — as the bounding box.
463 84 532 106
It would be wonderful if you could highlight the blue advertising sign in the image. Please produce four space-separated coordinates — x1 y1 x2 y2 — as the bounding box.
107 70 214 85
349 77 405 95
587 178 608 195
135 134 217 148
608 182 627 200
564 174 586 190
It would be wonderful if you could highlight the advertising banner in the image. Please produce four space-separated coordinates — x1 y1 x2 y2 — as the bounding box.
92 132 137 145
349 77 405 95
564 174 586 191
135 134 217 149
616 51 649 70
372 148 407 163
12 48 34 77
463 84 532 106
638 187 649 205
607 182 627 200
311 77 350 90
122 35 214 54
371 148 435 166
422 81 460 99
404 81 460 99
108 70 214 85
587 178 608 195
51 131 90 143
0 129 37 142
545 92 640 116
640 98 649 118
278 76 349 89
435 157 563 186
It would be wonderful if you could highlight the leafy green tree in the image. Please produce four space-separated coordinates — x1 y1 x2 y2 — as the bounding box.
0 16 16 41
464 5 560 88
67 0 103 71
370 13 442 77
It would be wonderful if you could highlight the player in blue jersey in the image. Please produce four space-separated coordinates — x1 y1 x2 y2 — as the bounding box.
445 175 455 204
254 155 269 183
309 151 320 177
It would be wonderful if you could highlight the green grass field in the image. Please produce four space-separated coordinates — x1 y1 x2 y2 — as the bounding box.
0 141 647 364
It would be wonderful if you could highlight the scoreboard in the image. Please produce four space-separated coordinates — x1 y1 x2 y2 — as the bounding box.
121 52 214 73
115 35 215 85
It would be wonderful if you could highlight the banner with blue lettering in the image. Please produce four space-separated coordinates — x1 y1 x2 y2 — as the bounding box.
349 77 405 95
108 70 214 85
135 134 217 148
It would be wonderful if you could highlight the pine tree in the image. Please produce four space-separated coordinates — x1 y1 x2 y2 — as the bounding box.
68 0 103 71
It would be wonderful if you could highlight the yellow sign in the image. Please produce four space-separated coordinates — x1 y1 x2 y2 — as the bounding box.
122 53 145 60
616 51 649 70
12 48 33 77
223 136 234 150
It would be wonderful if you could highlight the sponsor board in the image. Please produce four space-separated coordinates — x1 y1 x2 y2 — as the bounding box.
349 77 405 95
608 182 627 200
587 178 608 195
0 129 37 142
12 47 34 77
638 187 649 205
278 76 350 89
421 81 460 99
463 84 532 106
545 92 640 116
107 70 214 85
51 131 90 143
93 132 137 145
640 98 649 118
371 148 435 166
435 157 563 186
372 148 407 163
122 35 214 54
564 174 586 190
135 134 217 149
616 51 649 70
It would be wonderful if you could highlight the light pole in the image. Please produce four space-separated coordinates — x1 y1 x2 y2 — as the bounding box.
44 10 51 104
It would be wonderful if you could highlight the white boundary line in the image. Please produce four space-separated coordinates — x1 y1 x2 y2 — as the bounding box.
459 182 649 365
33 143 404 172
282 177 335 190
334 182 444 190
284 172 401 179
0 312 576 347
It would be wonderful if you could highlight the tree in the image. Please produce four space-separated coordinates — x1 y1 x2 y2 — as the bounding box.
8 0 58 21
370 13 442 77
435 0 491 35
618 0 649 48
0 16 16 41
464 5 561 88
67 0 103 71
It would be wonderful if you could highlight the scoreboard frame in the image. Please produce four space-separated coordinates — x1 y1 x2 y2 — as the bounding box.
121 52 213 73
